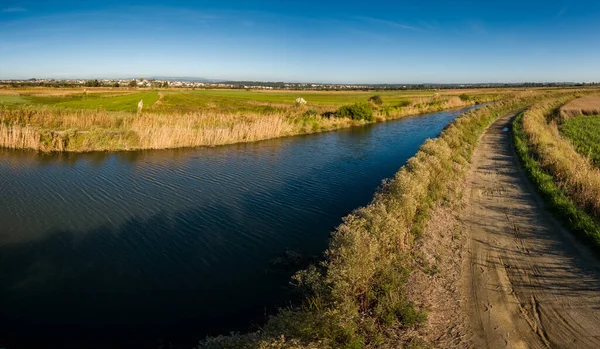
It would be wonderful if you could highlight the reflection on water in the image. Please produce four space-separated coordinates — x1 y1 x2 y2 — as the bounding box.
0 106 478 348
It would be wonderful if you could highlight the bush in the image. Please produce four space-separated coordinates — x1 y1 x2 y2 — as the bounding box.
368 95 383 106
302 109 319 118
335 102 374 121
459 94 471 102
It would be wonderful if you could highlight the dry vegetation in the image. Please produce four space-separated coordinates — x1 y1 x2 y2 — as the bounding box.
0 107 366 151
522 98 600 218
559 96 600 120
198 91 559 349
0 92 491 152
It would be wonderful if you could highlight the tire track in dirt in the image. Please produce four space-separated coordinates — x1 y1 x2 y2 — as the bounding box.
463 111 600 348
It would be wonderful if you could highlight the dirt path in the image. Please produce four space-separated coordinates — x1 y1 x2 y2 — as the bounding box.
463 111 600 348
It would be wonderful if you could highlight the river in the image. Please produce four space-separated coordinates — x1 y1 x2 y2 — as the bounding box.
0 106 478 348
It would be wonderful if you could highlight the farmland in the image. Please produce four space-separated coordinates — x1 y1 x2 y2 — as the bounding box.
561 115 600 167
559 96 600 168
0 87 502 152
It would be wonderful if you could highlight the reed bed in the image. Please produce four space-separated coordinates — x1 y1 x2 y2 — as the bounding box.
0 94 486 152
519 97 600 236
0 106 359 151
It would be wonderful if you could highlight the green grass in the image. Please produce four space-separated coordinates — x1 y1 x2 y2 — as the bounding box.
513 112 600 249
152 89 498 114
0 95 29 105
153 89 442 113
25 92 160 112
3 88 498 116
561 115 600 167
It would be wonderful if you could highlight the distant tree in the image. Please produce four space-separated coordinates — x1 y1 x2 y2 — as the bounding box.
85 79 100 87
128 80 137 88
162 81 169 88
113 82 120 88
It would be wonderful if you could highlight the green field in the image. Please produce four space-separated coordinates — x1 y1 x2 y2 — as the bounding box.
0 87 500 152
561 115 600 167
25 92 160 112
3 88 495 115
0 95 29 105
152 89 449 113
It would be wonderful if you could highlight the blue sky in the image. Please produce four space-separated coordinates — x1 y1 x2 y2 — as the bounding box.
1 0 599 83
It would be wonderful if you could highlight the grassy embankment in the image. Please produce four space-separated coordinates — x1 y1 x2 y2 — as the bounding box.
198 91 561 349
0 88 500 152
513 96 600 249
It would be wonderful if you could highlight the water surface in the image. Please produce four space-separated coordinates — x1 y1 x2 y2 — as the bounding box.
0 106 478 348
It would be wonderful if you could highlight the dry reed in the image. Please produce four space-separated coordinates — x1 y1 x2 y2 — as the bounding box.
0 94 486 152
559 96 600 120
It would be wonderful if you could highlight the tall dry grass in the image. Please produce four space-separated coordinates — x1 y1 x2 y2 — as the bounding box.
0 124 41 150
0 106 362 151
559 96 600 120
0 93 492 152
522 97 600 219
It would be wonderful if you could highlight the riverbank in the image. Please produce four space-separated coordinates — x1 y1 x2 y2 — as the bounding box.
198 92 566 348
0 89 499 152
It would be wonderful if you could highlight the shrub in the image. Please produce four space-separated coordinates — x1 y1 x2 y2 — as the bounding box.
368 95 383 106
302 109 319 118
459 93 471 102
335 102 374 121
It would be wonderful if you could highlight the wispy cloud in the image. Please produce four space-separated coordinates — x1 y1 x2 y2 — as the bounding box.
355 16 422 32
2 7 26 13
555 6 568 18
467 20 487 35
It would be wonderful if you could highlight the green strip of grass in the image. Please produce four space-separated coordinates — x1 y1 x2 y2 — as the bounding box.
560 115 600 168
54 91 160 112
26 92 159 112
513 112 600 248
0 95 29 105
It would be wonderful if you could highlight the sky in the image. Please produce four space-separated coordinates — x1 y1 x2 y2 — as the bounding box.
0 0 599 83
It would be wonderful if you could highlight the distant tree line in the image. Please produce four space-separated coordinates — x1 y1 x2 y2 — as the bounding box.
2 79 598 91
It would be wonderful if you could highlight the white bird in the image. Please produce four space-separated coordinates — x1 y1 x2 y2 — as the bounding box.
138 99 143 113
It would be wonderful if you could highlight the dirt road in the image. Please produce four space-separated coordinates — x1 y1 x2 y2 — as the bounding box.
464 111 600 348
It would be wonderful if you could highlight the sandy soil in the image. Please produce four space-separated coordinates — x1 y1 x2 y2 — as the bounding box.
463 111 600 348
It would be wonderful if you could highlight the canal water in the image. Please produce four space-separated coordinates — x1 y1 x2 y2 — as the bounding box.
0 106 478 348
